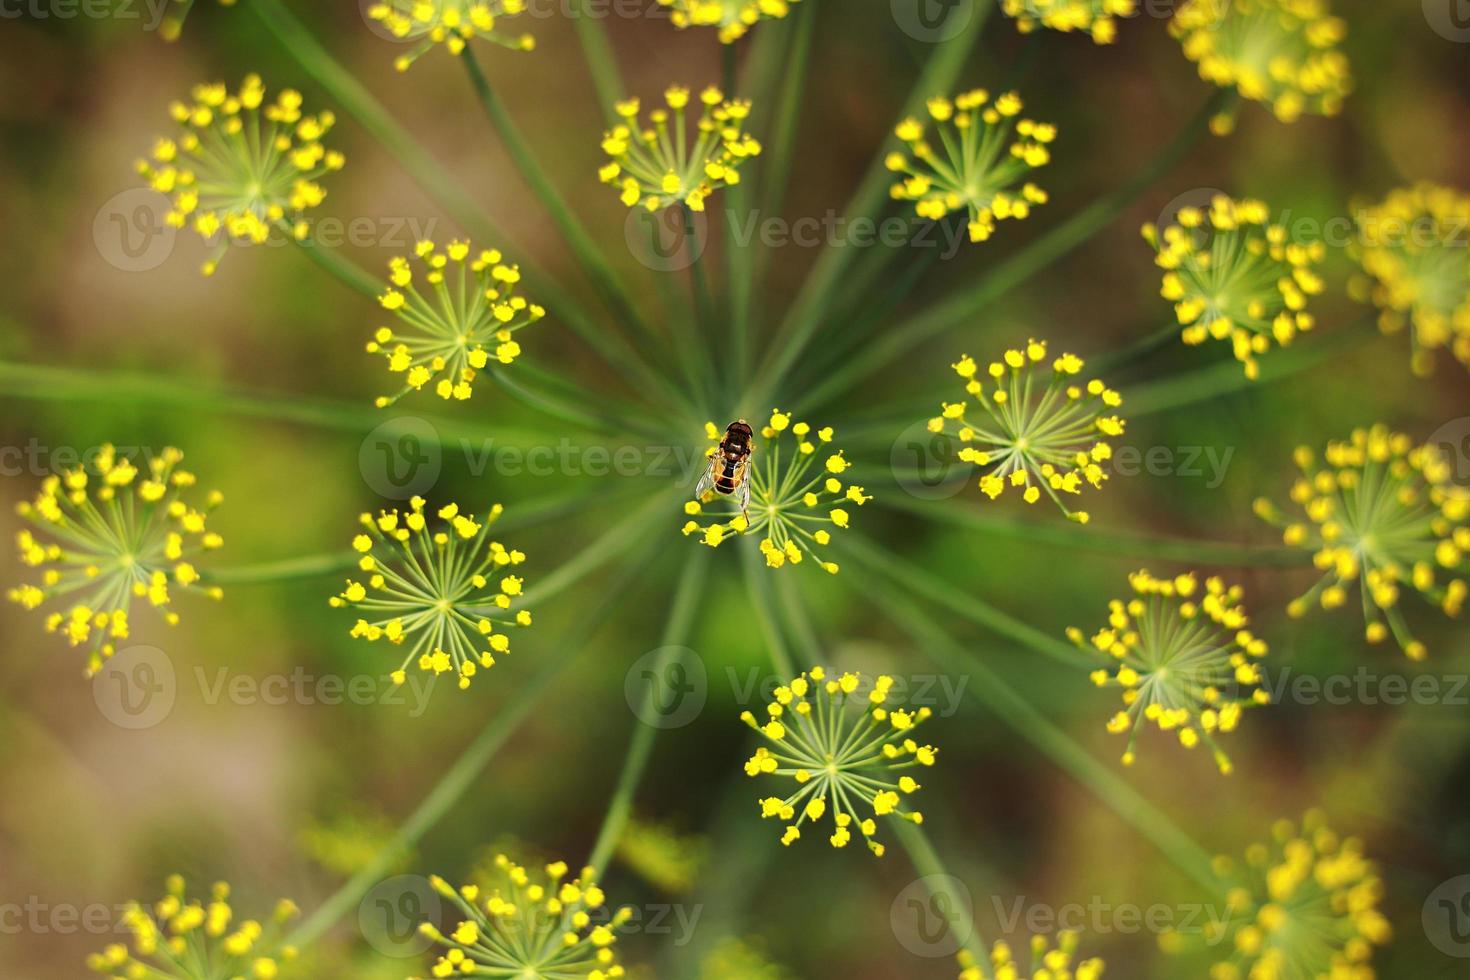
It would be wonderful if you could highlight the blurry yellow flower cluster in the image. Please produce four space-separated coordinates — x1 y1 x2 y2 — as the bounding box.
600 86 762 213
928 339 1123 523
330 499 531 691
1069 570 1270 774
657 0 800 43
742 668 936 856
1001 0 1137 44
368 0 537 71
958 932 1105 979
88 877 299 980
888 89 1054 244
136 74 344 276
1255 425 1467 661
366 239 545 406
7 445 223 676
1143 194 1325 380
1351 182 1470 374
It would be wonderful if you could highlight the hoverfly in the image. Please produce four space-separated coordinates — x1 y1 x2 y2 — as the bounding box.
695 419 755 520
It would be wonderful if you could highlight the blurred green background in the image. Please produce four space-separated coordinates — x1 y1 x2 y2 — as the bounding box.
1 1 1469 977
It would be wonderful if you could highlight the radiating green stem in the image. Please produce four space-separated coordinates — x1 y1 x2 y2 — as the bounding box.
870 494 1308 568
460 52 670 368
1090 322 1185 377
795 89 1237 413
745 0 992 411
891 822 992 978
842 542 1223 895
247 0 674 410
687 205 721 408
574 0 627 126
586 549 709 875
739 540 796 679
286 500 671 948
1128 314 1378 416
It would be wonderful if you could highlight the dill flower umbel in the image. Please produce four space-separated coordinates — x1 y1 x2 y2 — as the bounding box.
87 876 299 979
1001 0 1137 44
136 74 344 276
958 932 1105 980
330 499 531 690
1201 811 1391 979
741 667 936 857
1067 570 1271 774
415 858 631 979
683 411 870 574
1142 195 1325 379
600 86 762 213
1350 182 1470 374
1170 0 1352 130
365 239 546 406
658 0 800 43
1254 425 1468 661
926 339 1123 523
368 0 536 70
887 89 1054 244
7 445 223 676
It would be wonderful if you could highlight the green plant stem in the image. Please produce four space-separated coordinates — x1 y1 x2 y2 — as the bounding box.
586 549 709 875
871 494 1308 568
460 53 670 369
1128 314 1378 416
891 822 992 976
286 499 671 948
841 541 1222 895
247 0 676 412
744 0 991 412
686 205 721 408
1090 322 1185 376
574 0 626 125
794 89 1237 414
739 540 796 679
290 235 381 298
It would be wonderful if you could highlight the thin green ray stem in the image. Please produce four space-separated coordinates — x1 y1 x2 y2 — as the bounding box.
840 540 1222 895
585 548 709 876
794 89 1237 414
687 205 721 408
291 235 381 298
459 53 671 369
739 539 796 679
1090 321 1186 377
868 494 1308 568
247 0 676 411
891 822 993 979
286 503 670 948
744 0 993 412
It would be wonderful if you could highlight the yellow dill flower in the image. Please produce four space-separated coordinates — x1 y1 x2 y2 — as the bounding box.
87 876 299 980
1196 811 1391 980
368 0 536 71
1067 570 1270 775
684 412 870 574
1001 0 1136 44
1170 0 1352 131
657 0 801 43
600 86 762 213
1142 195 1325 380
160 0 238 42
887 89 1054 244
926 340 1123 523
740 667 936 857
7 445 223 677
365 239 546 407
416 858 631 978
330 499 531 690
1254 425 1468 661
135 74 344 277
958 932 1105 979
615 819 706 894
1350 182 1470 375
